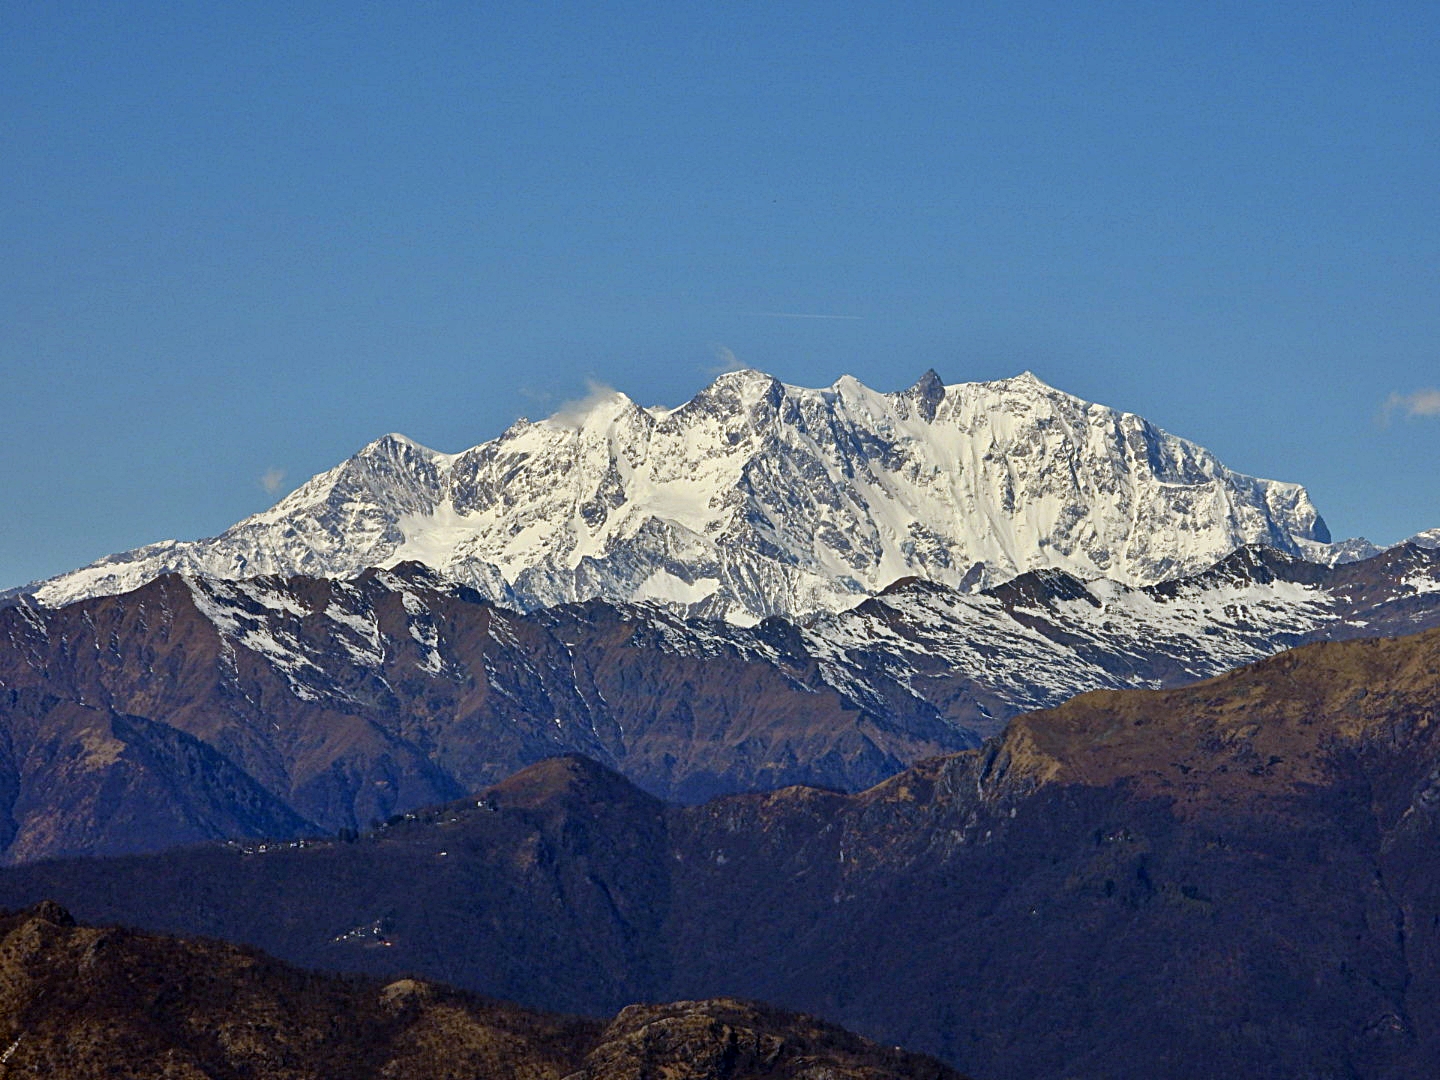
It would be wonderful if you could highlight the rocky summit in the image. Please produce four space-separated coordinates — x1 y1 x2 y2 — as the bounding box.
19 370 1350 622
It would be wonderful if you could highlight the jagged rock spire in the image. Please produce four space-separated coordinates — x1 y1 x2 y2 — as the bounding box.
907 369 946 422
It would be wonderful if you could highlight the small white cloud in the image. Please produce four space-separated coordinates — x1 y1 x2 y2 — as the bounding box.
548 379 621 429
1381 388 1440 424
706 344 745 375
260 467 286 496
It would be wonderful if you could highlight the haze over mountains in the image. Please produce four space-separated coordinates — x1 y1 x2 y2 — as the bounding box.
15 370 1371 622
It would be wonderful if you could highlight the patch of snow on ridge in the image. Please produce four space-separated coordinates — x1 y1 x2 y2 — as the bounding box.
233 581 310 617
325 603 385 666
1402 573 1440 596
185 578 325 700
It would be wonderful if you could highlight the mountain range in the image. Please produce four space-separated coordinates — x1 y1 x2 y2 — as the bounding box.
7 367 1440 1078
12 370 1373 622
6 624 1440 1078
4 540 1440 863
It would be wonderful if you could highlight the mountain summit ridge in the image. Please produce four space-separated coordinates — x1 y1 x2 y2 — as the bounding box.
25 370 1349 621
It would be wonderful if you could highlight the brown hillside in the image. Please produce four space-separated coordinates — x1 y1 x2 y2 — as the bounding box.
0 901 960 1080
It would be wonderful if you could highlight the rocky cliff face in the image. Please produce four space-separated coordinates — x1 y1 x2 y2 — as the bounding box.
3 544 1440 863
21 370 1348 622
8 627 1440 1078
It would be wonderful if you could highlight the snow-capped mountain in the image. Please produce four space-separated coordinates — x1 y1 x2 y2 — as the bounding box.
1408 527 1440 550
796 541 1440 737
24 369 1349 622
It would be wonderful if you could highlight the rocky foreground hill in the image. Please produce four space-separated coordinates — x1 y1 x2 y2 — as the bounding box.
2 543 1439 863
0 901 958 1080
7 625 1440 1078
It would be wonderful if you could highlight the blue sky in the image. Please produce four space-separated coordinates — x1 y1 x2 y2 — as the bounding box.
3 2 1437 588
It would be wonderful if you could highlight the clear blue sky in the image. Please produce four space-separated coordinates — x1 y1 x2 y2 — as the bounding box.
3 2 1437 589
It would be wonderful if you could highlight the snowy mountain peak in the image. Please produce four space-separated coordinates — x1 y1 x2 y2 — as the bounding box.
539 385 645 432
26 369 1361 621
370 431 426 451
1407 527 1440 551
1008 369 1048 388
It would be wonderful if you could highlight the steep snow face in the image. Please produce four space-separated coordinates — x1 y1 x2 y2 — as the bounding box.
29 370 1341 621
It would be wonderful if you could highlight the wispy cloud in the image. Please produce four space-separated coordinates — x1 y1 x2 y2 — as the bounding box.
746 311 863 320
517 385 555 408
706 343 746 375
260 467 286 496
1380 388 1440 424
548 379 621 429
